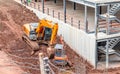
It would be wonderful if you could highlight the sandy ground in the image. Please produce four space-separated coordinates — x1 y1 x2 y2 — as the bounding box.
0 51 24 74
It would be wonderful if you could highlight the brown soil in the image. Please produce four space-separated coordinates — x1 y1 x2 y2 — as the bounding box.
0 0 120 74
0 0 39 74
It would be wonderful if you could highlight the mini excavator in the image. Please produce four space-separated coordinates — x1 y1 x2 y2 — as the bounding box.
47 44 69 66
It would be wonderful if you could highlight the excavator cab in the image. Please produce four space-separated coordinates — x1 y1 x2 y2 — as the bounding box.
43 27 52 41
35 19 58 45
29 30 37 40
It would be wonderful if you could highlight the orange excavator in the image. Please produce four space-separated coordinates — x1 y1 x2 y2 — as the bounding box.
22 19 58 53
47 44 72 66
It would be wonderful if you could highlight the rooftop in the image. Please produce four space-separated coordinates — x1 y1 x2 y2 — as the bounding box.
69 0 120 7
84 0 120 3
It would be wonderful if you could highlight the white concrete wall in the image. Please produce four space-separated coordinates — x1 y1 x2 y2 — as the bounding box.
15 0 97 67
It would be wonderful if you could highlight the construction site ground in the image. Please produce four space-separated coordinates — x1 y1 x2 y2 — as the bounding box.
0 0 120 74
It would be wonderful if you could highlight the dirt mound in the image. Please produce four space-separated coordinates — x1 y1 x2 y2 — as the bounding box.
8 6 39 26
0 0 39 74
0 11 8 21
0 22 9 32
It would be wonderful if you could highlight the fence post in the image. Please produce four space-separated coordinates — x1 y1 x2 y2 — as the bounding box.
39 53 45 74
85 66 87 74
78 20 80 29
52 10 54 18
71 17 73 26
38 4 40 11
86 20 88 33
58 12 60 20
63 0 66 23
21 0 22 3
42 0 44 13
34 2 35 9
30 2 32 7
47 8 49 15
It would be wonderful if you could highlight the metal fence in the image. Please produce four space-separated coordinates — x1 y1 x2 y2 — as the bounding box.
28 1 85 31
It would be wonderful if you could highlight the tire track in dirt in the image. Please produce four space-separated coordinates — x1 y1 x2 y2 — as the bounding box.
0 7 22 39
0 1 40 74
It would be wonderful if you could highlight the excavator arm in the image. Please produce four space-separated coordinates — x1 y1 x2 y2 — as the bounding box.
50 23 58 44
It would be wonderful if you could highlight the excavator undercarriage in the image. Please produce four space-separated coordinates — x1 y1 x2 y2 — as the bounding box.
22 34 39 51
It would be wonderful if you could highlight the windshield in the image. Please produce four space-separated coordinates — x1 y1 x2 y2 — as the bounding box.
30 31 36 34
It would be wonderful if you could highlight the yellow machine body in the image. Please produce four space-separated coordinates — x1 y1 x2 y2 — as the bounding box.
22 19 58 45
